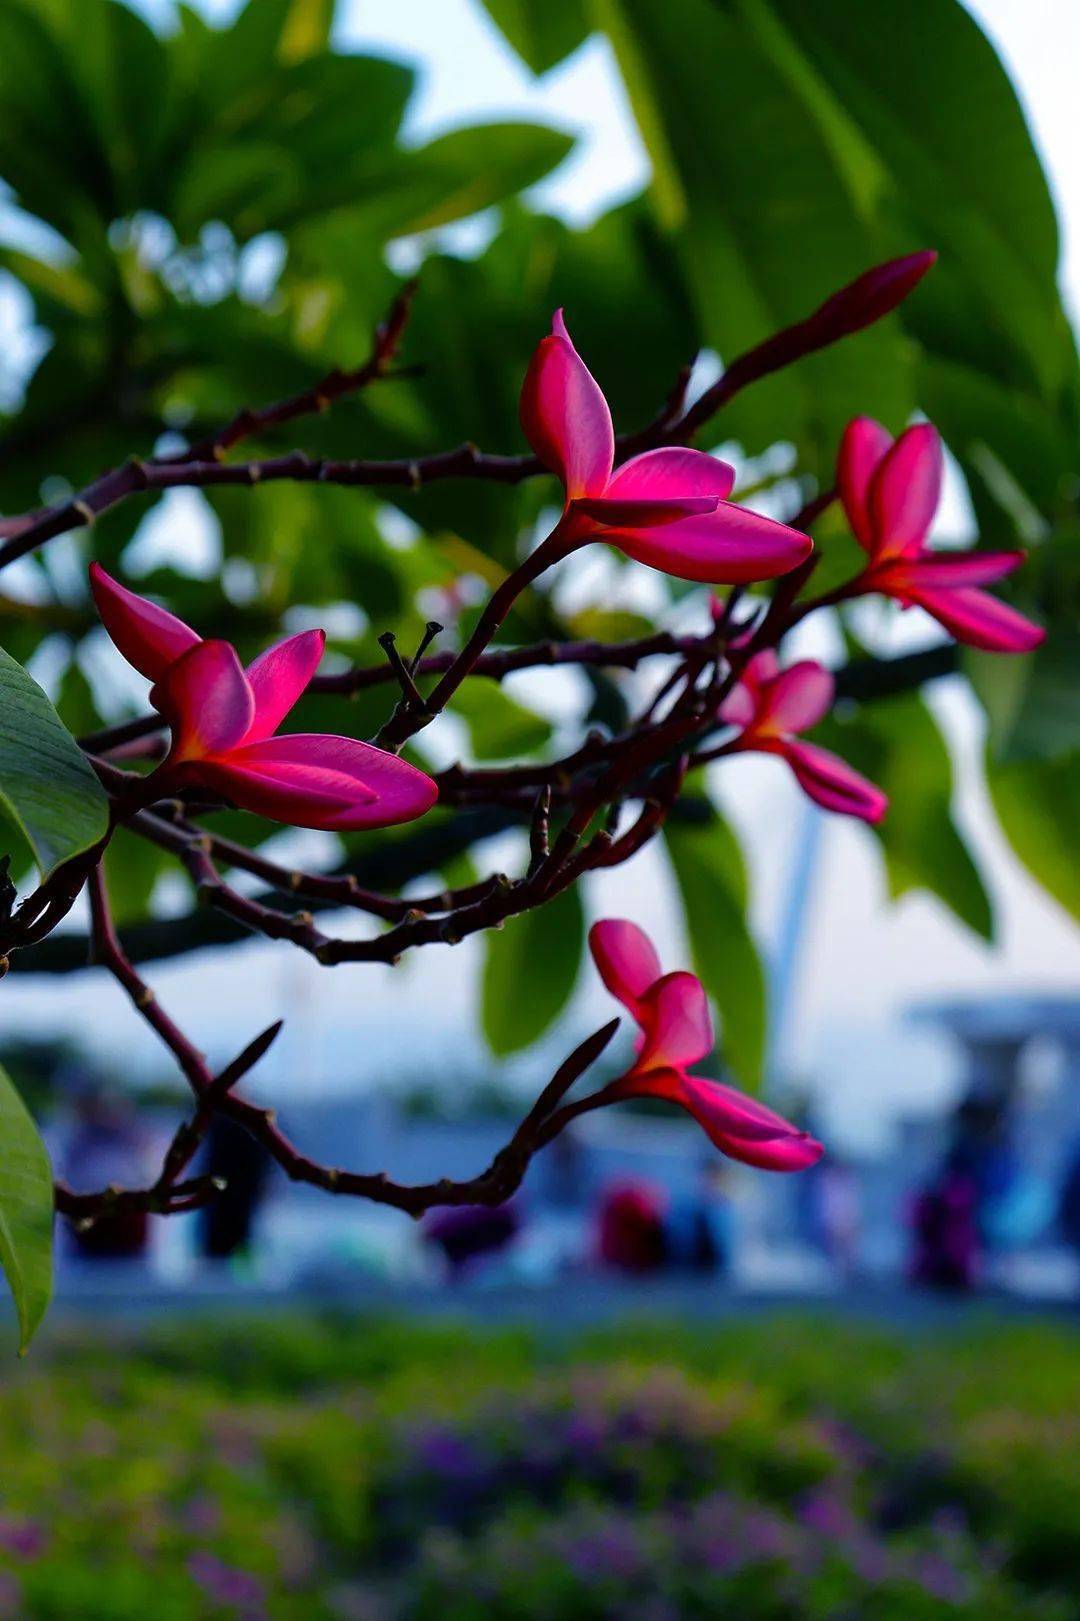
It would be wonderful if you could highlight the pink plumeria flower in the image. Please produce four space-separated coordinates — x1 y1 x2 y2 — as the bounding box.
718 652 887 824
520 311 813 584
587 920 822 1172
838 417 1045 652
90 565 438 831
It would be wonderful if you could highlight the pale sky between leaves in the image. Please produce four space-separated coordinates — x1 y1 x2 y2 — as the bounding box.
2 0 1078 1150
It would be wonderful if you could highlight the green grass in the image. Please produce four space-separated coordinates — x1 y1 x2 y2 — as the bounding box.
0 1309 1074 1618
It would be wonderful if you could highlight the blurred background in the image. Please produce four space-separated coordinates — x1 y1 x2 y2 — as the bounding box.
0 0 1077 1615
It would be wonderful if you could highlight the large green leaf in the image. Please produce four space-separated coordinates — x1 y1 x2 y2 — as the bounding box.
341 122 576 243
814 692 994 940
0 1 115 247
0 1062 54 1355
597 0 913 471
963 533 1079 766
744 0 1075 407
967 630 1080 767
0 646 109 878
481 883 585 1055
664 795 767 1090
480 0 590 74
985 749 1080 924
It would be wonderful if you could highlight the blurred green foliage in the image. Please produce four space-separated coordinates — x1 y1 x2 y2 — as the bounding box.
0 0 1076 1086
0 1310 1075 1616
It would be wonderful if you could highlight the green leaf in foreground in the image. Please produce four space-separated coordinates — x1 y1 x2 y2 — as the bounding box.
0 645 109 878
664 795 767 1091
0 1062 54 1354
482 883 584 1055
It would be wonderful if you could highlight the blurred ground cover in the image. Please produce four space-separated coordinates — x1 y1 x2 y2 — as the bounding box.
0 1311 1074 1617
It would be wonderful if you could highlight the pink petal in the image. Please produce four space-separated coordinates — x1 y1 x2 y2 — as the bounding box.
717 684 757 729
904 584 1046 653
759 660 834 735
215 733 439 830
611 1069 823 1172
153 640 255 761
90 563 200 681
743 649 780 686
783 740 888 823
574 495 719 527
868 422 942 559
603 503 812 585
244 629 327 743
198 758 363 829
634 971 714 1074
605 446 735 502
717 650 780 730
890 550 1026 589
588 918 662 1022
837 417 893 552
519 309 614 500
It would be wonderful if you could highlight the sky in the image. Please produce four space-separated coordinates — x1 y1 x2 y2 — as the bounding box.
2 0 1078 1150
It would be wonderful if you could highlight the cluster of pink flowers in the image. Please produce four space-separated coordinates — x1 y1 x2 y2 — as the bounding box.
90 565 437 830
90 263 1045 1177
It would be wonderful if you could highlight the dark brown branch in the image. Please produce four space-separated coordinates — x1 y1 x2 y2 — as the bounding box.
79 627 707 757
0 256 913 572
70 870 623 1220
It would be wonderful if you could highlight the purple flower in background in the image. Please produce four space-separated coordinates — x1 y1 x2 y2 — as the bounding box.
181 1493 223 1536
415 1427 487 1482
913 1551 970 1604
188 1550 268 1617
797 1487 860 1542
0 1517 45 1561
563 1520 643 1581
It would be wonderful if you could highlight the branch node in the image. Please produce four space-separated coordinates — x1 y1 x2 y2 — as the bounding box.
378 631 426 709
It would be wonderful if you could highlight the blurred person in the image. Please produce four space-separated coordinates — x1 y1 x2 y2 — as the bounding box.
908 1148 981 1292
60 1079 157 1259
596 1179 667 1273
950 1094 1021 1249
665 1159 734 1274
196 1116 271 1264
817 1155 862 1279
1058 1140 1080 1269
423 1199 521 1279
